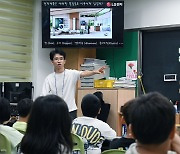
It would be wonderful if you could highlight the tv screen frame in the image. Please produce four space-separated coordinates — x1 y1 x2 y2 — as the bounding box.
0 83 2 98
42 1 124 48
4 82 33 103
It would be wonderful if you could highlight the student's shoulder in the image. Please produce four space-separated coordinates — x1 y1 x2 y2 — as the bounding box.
73 116 89 123
93 118 113 128
0 125 23 136
125 143 137 154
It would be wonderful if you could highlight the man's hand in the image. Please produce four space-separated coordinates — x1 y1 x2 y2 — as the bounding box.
80 66 106 77
94 66 106 74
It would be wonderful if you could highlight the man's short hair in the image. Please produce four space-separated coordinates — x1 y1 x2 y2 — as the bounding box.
130 92 175 144
81 94 101 118
0 98 10 124
49 49 66 61
17 98 33 117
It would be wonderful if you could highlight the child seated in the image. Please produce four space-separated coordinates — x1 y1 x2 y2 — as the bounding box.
20 95 73 154
13 98 33 133
72 94 116 154
110 100 135 150
0 98 23 153
126 92 180 154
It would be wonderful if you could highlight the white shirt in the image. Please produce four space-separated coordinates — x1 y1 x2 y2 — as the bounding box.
41 69 82 112
0 125 23 154
72 116 117 154
126 143 177 154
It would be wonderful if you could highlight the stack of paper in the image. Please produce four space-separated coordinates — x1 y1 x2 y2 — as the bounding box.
113 77 136 88
80 58 110 88
82 58 106 66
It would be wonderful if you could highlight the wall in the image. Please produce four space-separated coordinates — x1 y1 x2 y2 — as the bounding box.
96 31 138 78
32 0 54 99
33 0 180 98
124 0 180 29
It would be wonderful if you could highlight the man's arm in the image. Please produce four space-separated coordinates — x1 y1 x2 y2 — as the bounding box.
80 66 106 78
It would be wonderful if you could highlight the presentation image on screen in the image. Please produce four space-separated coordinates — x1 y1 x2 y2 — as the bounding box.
50 8 112 39
42 1 124 48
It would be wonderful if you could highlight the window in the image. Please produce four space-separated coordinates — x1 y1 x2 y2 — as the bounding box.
0 0 34 82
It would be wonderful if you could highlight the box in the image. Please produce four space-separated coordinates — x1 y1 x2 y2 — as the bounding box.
94 79 114 88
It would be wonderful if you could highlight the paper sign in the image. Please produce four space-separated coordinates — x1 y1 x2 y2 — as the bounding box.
126 61 137 80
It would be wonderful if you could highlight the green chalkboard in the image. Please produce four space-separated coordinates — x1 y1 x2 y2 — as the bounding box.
96 31 138 78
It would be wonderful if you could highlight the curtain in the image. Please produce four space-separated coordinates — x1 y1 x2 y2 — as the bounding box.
0 0 34 82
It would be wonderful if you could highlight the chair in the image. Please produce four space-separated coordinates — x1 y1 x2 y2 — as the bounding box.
72 133 85 154
17 129 25 135
101 149 125 154
0 133 11 154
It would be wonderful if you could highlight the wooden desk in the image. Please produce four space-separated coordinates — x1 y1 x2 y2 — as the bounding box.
176 114 180 135
176 124 180 136
77 88 135 136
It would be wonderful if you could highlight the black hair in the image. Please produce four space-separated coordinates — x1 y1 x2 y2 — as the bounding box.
0 98 10 124
21 95 73 154
81 94 101 118
122 100 134 126
49 49 66 61
93 91 104 104
130 92 175 144
17 98 33 117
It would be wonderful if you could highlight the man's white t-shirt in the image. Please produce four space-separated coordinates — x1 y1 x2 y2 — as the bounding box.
41 69 82 112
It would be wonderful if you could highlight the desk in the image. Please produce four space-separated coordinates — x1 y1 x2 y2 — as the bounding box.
176 124 180 136
176 114 180 135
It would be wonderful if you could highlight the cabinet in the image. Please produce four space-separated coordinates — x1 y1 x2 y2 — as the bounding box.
77 88 135 136
64 48 96 70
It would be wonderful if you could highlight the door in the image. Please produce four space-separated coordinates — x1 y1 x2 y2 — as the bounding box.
141 29 180 102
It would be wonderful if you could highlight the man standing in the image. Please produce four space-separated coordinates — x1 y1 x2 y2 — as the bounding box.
41 49 105 120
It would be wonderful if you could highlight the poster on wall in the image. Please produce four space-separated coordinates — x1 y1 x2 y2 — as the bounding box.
126 60 137 80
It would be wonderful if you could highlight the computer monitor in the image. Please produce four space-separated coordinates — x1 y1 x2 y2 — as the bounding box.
4 82 33 103
0 82 2 98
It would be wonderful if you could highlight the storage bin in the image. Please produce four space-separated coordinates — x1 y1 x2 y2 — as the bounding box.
94 79 114 88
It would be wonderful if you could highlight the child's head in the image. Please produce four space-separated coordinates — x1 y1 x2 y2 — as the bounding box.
17 98 33 118
81 94 101 118
26 95 71 135
130 92 175 145
122 100 134 126
93 91 103 102
49 49 66 61
21 94 72 154
0 98 10 124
